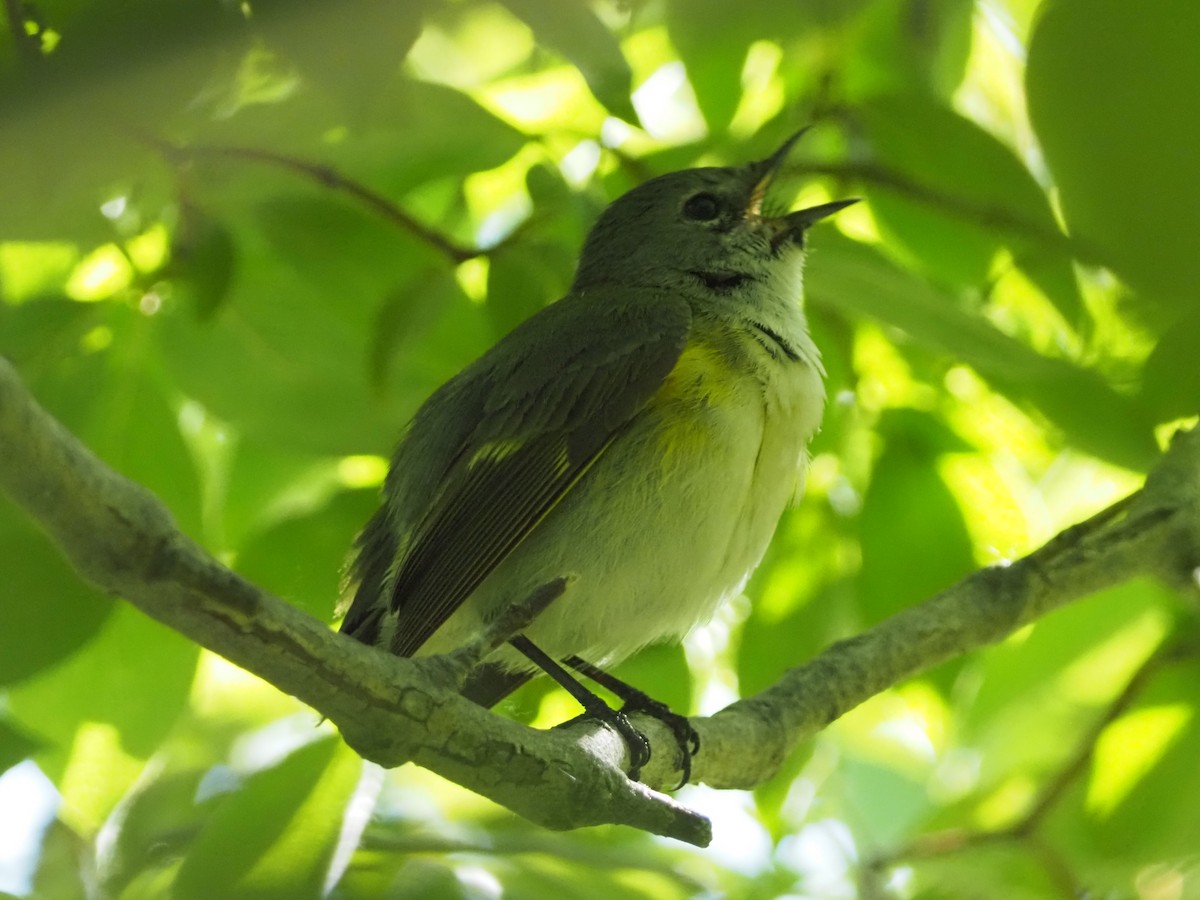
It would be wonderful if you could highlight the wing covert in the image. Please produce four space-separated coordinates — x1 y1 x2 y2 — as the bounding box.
383 288 691 657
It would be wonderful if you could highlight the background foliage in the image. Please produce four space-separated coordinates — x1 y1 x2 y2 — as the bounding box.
1 0 1198 897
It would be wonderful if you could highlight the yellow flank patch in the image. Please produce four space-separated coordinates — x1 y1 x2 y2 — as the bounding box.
656 340 739 410
651 340 740 467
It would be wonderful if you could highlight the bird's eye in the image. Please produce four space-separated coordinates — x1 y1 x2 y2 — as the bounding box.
682 192 721 221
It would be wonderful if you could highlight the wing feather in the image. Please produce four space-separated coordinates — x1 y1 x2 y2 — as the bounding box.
342 288 691 659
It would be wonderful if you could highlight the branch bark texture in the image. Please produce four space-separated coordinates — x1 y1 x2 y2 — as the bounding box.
1 355 1197 845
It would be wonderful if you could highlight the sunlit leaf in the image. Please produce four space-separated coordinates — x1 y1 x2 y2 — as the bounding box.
173 738 361 900
499 0 638 124
806 232 1158 470
1027 0 1200 310
858 93 1084 326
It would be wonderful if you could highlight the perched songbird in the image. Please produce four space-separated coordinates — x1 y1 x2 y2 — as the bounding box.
339 129 856 781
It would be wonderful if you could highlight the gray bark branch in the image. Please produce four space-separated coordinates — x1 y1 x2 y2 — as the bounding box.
1 355 1197 846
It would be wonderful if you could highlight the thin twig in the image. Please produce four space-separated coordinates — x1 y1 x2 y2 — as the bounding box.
153 141 482 264
792 160 1106 267
1018 639 1200 834
867 639 1200 891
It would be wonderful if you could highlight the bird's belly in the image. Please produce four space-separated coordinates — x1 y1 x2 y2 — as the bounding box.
419 352 824 671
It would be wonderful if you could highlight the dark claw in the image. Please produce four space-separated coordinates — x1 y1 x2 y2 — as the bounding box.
609 710 652 781
556 709 652 780
621 696 700 789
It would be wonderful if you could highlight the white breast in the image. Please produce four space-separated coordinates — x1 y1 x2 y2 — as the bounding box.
418 314 826 672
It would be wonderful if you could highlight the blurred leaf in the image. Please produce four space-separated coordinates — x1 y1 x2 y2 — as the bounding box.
341 857 466 900
839 754 930 846
806 232 1158 469
1139 307 1200 420
739 576 852 700
0 505 115 687
857 409 974 626
9 604 199 768
366 77 528 196
485 243 563 338
1027 0 1200 310
858 93 1083 325
964 580 1172 782
3 304 205 537
252 0 428 114
31 820 91 900
905 844 1068 900
170 203 237 320
236 488 377 619
612 642 692 717
499 0 638 124
369 269 492 401
0 718 43 775
843 0 973 101
87 342 206 540
101 768 210 897
251 195 433 299
173 738 360 900
665 0 761 133
0 296 101 377
1044 659 1200 883
154 207 489 455
219 442 347 552
0 0 240 240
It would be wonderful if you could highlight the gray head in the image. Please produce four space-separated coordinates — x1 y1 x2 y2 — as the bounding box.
572 130 858 292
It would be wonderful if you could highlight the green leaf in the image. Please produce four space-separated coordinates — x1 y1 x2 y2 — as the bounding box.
364 77 528 195
220 443 351 552
235 488 377 620
1043 659 1200 881
499 0 638 124
665 0 759 133
154 207 489 456
806 232 1159 470
843 0 973 101
173 738 361 900
252 0 428 113
0 511 115 687
369 270 491 394
8 604 199 768
857 409 975 626
1140 307 1200 420
31 820 91 900
170 203 237 321
1026 0 1200 309
100 768 210 897
485 243 564 339
858 93 1084 325
612 643 693 718
85 340 206 540
0 717 43 775
964 580 1172 752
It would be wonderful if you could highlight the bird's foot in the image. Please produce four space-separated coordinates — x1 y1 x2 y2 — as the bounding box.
621 696 700 789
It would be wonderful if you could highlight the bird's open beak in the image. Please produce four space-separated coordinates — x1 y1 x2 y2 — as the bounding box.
746 127 811 219
745 127 860 246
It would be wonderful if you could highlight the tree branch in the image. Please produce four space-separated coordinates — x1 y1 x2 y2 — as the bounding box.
2 354 1198 845
0 355 709 847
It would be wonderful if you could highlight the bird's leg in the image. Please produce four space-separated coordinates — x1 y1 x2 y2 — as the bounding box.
564 655 700 789
427 577 573 689
509 635 651 780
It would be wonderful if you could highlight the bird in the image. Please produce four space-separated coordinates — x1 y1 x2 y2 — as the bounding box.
338 128 857 782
